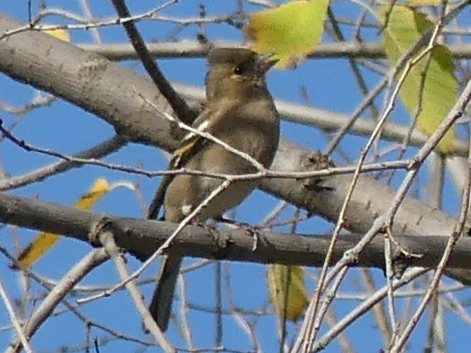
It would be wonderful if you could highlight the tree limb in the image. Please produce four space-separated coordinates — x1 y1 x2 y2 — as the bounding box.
2 191 471 271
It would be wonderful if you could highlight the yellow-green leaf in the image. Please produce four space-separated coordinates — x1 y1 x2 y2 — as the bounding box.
380 4 456 152
16 178 130 268
43 27 70 42
245 0 329 68
267 264 308 321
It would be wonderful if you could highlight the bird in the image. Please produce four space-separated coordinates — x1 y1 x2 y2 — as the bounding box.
147 47 280 332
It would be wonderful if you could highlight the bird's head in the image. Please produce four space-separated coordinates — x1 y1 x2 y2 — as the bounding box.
205 48 278 102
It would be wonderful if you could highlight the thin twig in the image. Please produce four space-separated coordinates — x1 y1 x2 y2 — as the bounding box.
5 249 109 353
98 228 174 352
0 277 34 353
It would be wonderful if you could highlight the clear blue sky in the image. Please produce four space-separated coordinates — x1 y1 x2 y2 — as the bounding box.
0 1 469 352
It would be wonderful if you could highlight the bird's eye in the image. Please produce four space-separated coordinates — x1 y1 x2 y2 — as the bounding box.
233 65 243 75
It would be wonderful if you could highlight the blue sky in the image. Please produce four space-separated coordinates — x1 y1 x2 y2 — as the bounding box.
1 1 469 352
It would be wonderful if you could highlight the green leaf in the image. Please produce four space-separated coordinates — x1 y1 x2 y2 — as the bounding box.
245 0 329 68
380 4 456 152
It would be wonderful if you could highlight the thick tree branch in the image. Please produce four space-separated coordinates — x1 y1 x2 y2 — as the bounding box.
1 13 470 284
0 13 178 151
2 191 471 271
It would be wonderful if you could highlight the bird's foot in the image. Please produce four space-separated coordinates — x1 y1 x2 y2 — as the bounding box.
216 217 260 251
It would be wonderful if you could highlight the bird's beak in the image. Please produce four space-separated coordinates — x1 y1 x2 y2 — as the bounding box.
257 54 279 73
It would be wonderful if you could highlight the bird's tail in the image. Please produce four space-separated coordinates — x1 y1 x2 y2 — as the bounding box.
148 255 183 331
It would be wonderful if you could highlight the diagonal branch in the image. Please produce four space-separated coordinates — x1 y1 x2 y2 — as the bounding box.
110 0 195 124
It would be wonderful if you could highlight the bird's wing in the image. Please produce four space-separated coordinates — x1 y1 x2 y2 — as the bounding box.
146 108 221 220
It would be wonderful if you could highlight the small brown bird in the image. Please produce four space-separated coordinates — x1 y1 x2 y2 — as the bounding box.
147 47 280 332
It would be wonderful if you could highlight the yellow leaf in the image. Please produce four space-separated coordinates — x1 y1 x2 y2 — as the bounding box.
16 234 61 268
43 27 70 42
74 178 110 209
17 178 111 267
380 5 456 152
245 0 328 68
267 264 308 321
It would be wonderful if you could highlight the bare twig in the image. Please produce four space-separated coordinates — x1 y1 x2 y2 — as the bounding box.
5 249 109 353
98 225 174 352
0 277 34 353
